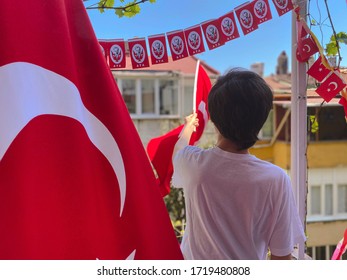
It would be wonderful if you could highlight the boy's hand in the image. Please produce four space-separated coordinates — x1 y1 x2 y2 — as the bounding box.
184 112 199 131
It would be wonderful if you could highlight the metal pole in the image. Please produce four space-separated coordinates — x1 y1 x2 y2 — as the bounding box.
291 0 308 260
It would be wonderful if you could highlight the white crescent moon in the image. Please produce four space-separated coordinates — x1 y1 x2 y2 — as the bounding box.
198 100 209 128
126 250 136 260
329 81 338 91
0 62 126 217
303 44 311 53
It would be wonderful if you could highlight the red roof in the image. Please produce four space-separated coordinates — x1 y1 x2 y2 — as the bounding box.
113 55 220 76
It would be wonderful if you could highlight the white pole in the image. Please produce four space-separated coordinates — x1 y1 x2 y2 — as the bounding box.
193 60 200 112
291 1 308 260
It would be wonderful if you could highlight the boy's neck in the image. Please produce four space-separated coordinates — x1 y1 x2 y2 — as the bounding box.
215 135 249 154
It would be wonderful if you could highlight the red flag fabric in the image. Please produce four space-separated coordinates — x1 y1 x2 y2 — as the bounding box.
331 228 347 260
296 36 319 62
128 37 150 69
272 0 294 16
339 96 347 118
147 125 184 197
315 72 347 102
107 39 127 69
252 0 273 24
146 62 212 196
235 2 259 35
0 0 182 260
166 30 189 61
201 19 226 50
184 25 206 56
148 34 169 65
307 56 331 82
219 11 241 42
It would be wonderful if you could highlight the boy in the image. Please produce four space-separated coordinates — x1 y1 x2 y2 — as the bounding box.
172 68 306 260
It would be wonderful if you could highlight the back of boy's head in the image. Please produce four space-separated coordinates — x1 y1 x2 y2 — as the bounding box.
208 68 273 150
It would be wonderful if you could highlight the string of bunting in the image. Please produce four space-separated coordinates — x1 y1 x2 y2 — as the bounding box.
293 7 347 118
98 0 294 69
97 0 347 118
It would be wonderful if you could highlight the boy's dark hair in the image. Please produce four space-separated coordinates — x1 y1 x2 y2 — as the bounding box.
208 68 273 150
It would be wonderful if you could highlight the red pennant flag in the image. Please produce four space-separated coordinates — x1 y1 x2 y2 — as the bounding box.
146 61 212 196
108 39 127 69
315 72 347 102
0 0 182 260
296 36 319 62
307 56 331 82
128 37 150 69
201 19 226 50
272 0 294 16
148 34 169 65
184 25 206 56
252 0 273 24
166 30 189 61
219 11 241 42
235 2 259 35
297 20 310 39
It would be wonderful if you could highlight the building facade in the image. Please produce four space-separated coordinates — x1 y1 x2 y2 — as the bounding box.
252 72 347 260
113 55 219 147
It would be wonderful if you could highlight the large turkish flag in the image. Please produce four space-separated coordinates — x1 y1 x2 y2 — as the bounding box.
0 0 182 260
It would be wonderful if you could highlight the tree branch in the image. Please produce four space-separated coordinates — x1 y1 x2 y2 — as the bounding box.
85 0 150 12
324 0 342 67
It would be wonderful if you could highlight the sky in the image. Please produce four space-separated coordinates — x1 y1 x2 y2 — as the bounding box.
85 0 347 77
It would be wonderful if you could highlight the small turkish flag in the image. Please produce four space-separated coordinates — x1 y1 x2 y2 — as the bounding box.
107 39 127 69
184 25 206 56
201 18 226 50
147 61 212 196
148 34 169 65
316 72 346 102
252 0 273 24
128 37 150 69
166 29 189 61
235 2 259 35
272 0 294 16
0 0 182 260
219 10 240 42
296 36 319 62
307 56 331 82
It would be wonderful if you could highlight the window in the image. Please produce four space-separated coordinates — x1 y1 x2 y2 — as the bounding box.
310 185 321 215
141 79 155 114
183 86 194 116
117 77 179 117
308 183 347 218
325 184 333 215
121 79 136 114
338 184 347 213
159 80 178 115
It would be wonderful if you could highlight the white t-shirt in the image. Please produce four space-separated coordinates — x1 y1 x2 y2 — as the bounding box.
172 146 306 260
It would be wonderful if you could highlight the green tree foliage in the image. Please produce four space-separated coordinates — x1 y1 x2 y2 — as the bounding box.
325 32 347 56
164 188 186 242
84 0 156 18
